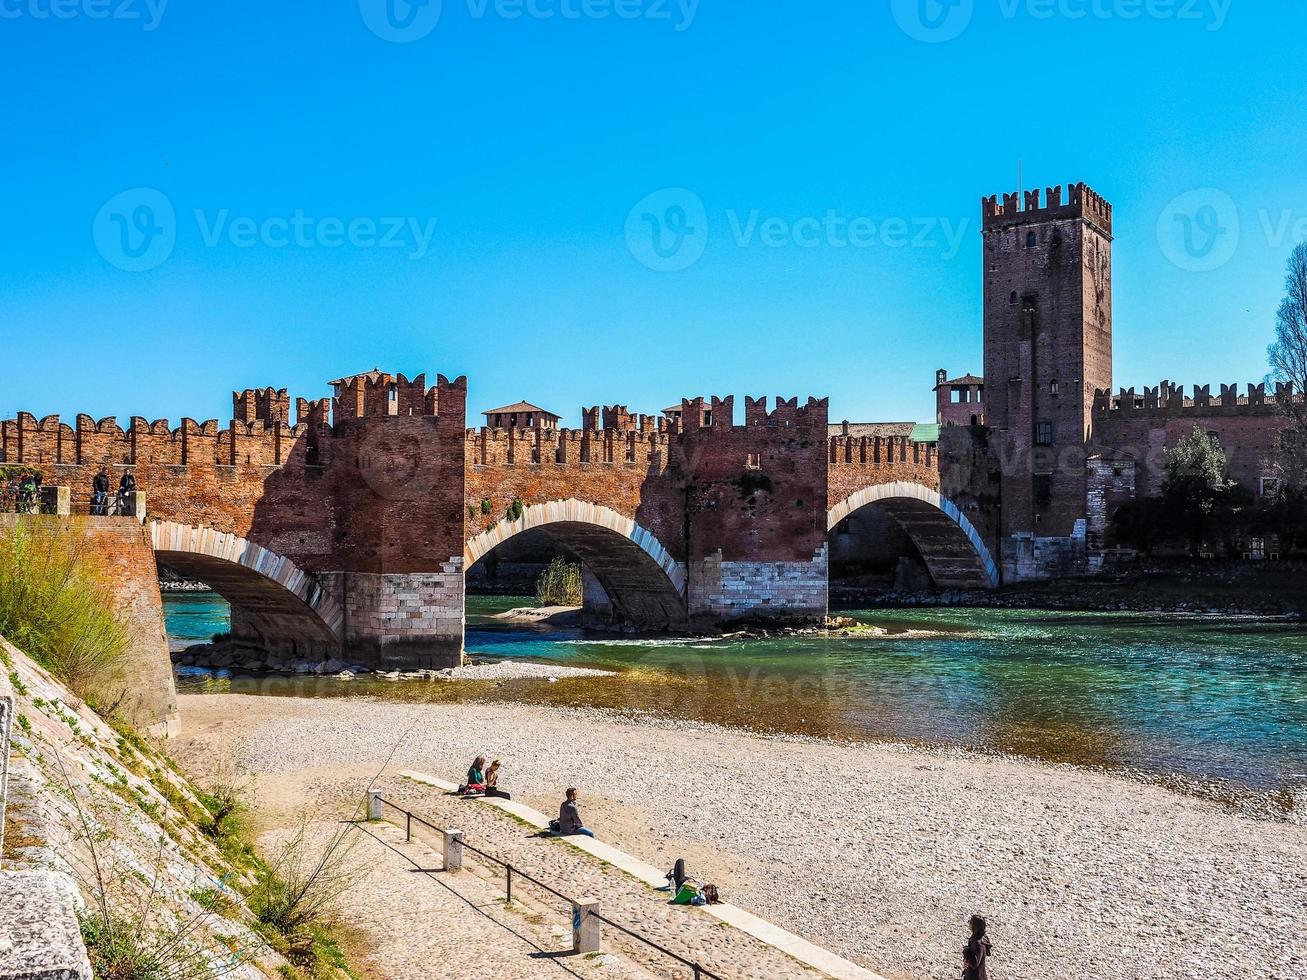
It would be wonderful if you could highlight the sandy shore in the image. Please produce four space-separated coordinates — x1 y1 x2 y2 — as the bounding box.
176 694 1306 980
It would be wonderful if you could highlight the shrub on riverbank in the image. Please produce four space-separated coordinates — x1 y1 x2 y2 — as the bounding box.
536 557 583 606
0 524 128 703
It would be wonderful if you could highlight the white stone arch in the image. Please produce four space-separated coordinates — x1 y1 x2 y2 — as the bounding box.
828 481 999 589
464 499 686 597
149 520 345 640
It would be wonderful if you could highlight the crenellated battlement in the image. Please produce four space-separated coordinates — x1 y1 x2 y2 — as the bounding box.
233 387 291 425
0 411 316 468
982 181 1112 236
576 405 669 434
330 371 467 422
1092 381 1299 416
677 395 829 432
828 434 938 470
466 424 673 468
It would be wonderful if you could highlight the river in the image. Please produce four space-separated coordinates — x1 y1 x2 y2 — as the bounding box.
164 591 1307 808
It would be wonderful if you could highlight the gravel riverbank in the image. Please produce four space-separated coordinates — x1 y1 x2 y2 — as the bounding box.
178 694 1306 980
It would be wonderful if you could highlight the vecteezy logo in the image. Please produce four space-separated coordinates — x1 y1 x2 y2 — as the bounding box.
358 0 442 42
624 188 708 273
1156 188 1240 273
891 0 973 43
93 188 176 272
355 424 442 501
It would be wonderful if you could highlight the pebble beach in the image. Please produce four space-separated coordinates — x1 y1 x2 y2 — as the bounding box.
178 693 1307 980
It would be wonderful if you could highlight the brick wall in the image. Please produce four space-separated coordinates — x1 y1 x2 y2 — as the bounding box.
0 516 178 735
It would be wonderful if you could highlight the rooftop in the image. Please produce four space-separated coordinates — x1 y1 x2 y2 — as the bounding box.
828 422 918 440
328 368 388 386
936 374 984 389
482 401 559 418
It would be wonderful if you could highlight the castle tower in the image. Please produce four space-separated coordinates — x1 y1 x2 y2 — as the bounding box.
981 183 1113 580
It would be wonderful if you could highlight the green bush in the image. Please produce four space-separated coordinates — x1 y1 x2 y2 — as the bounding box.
0 524 129 700
535 557 583 607
79 911 224 980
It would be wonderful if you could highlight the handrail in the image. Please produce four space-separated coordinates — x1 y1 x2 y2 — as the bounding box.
372 794 725 980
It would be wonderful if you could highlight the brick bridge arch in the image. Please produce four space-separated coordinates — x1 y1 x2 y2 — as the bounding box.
828 481 998 590
149 520 345 654
464 499 686 628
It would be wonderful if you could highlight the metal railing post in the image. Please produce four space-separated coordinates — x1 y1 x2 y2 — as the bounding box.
506 864 513 903
406 811 411 842
367 790 382 821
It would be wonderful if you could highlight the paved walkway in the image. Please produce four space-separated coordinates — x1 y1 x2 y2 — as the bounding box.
326 818 664 980
372 777 835 980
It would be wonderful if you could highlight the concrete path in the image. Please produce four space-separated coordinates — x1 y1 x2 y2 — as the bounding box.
331 818 665 980
373 775 850 980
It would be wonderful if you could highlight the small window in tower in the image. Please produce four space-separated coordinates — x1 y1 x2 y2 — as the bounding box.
1036 421 1055 446
951 389 963 404
388 384 398 402
1009 290 1018 305
1050 381 1060 396
1026 231 1037 248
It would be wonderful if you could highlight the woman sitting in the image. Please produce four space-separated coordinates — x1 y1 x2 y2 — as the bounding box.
462 756 487 795
484 759 510 800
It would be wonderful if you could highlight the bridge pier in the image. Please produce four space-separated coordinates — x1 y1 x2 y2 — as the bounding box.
325 564 465 670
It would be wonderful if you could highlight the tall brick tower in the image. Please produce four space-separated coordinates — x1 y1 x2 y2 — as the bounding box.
981 183 1113 580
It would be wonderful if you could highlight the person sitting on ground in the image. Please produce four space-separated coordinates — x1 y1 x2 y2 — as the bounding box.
463 756 487 794
483 759 510 799
557 787 595 838
963 915 991 980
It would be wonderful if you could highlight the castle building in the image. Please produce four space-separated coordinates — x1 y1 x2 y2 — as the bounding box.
962 182 1291 581
934 371 984 427
481 401 560 431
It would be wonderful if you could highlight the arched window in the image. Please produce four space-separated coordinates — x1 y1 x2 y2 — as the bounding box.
1009 290 1018 305
1026 231 1038 248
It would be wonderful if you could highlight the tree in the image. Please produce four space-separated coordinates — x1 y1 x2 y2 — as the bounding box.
1162 425 1234 553
1267 242 1307 488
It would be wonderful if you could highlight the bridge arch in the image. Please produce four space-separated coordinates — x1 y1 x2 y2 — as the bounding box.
149 520 345 651
465 499 686 628
828 481 998 590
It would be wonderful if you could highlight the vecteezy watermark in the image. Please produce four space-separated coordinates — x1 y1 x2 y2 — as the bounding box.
357 0 443 43
1157 190 1307 273
893 0 1231 42
0 0 169 30
93 188 177 272
624 188 709 273
360 0 698 42
93 188 439 271
194 210 438 258
1156 188 1240 273
891 0 974 43
624 188 969 272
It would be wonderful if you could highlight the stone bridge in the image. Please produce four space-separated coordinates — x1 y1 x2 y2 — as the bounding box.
1 371 996 668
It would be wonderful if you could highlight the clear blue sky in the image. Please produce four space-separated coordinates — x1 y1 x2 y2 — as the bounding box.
2 0 1305 427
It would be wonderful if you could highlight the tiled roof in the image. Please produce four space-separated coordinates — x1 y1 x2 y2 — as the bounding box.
482 401 559 418
937 374 984 388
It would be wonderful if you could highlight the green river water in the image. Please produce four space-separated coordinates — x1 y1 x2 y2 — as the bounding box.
164 592 1307 808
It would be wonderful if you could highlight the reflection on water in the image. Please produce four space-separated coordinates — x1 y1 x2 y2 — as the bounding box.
166 592 1307 799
